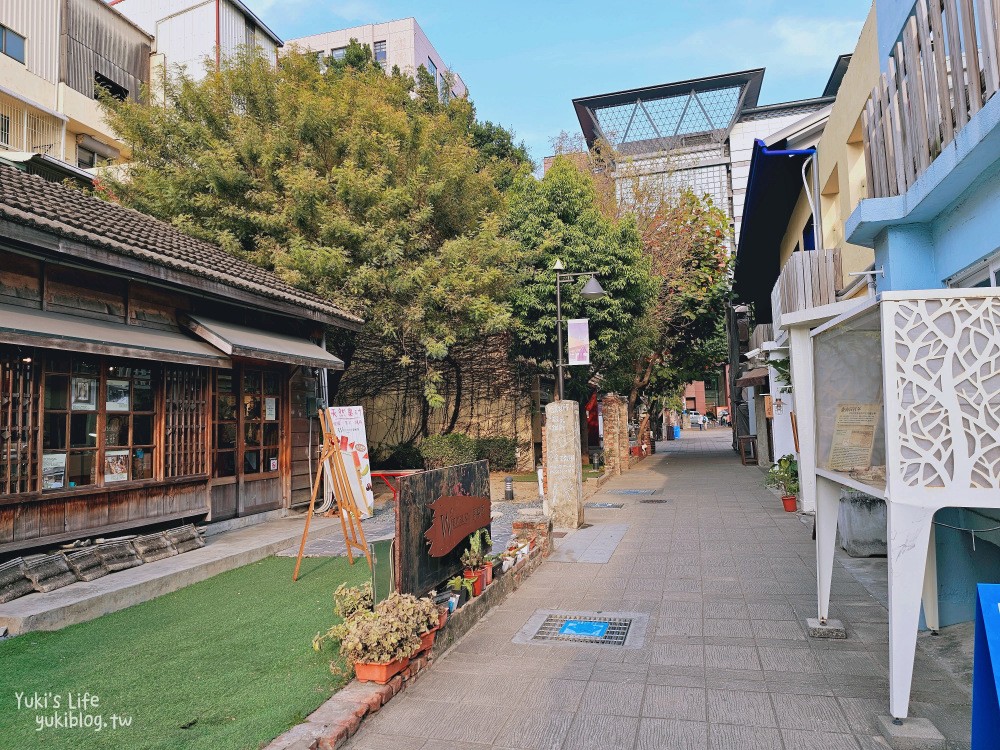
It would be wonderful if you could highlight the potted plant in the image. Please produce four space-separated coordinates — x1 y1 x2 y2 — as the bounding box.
448 575 469 608
314 610 420 685
333 582 373 619
484 553 500 583
460 528 490 593
766 454 800 512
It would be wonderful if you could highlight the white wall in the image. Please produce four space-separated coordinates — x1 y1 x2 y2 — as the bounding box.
155 3 216 77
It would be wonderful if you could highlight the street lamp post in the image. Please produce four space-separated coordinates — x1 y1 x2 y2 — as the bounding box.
553 259 606 400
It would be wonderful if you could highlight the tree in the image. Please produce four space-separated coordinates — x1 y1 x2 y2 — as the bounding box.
503 157 656 401
550 132 732 417
97 45 530 407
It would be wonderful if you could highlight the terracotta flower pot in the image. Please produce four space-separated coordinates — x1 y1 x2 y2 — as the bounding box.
781 495 798 513
419 629 436 653
483 561 494 586
354 656 409 684
464 567 484 596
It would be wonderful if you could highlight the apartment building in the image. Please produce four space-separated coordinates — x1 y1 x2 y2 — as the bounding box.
288 17 467 100
110 0 281 87
0 0 151 178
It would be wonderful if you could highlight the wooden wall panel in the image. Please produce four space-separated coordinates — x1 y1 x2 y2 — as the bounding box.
0 251 41 309
240 477 282 515
290 368 319 508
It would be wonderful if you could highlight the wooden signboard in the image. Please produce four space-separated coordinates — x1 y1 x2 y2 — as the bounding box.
425 494 491 557
394 460 490 596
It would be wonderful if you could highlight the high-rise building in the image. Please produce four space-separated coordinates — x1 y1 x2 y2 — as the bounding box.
288 18 467 101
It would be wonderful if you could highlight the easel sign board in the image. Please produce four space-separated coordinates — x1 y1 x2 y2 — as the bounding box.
328 406 374 517
973 583 1000 747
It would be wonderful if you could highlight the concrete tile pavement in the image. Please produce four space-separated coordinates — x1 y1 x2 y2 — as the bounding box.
342 430 972 750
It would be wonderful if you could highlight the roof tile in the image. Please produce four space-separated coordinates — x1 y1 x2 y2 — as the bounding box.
0 165 362 326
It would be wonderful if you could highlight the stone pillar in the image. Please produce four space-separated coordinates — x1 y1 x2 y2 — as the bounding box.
602 394 623 476
543 400 584 529
617 400 630 471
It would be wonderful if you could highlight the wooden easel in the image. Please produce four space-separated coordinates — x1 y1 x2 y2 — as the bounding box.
293 409 372 580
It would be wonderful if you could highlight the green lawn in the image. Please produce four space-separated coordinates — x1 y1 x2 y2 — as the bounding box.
0 556 369 750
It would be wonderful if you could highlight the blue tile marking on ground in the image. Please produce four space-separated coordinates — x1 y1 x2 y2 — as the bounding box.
559 619 609 638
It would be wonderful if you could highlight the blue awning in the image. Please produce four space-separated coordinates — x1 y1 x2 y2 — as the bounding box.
733 139 815 322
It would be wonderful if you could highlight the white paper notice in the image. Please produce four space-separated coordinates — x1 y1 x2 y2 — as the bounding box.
827 402 881 471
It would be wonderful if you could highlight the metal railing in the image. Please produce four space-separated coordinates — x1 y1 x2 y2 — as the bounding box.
0 92 62 156
770 247 842 328
863 0 1000 199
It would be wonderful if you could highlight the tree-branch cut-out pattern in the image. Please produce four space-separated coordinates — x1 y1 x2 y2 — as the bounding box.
893 298 1000 488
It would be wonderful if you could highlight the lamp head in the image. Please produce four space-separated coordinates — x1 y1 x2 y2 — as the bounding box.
552 258 565 271
581 275 606 300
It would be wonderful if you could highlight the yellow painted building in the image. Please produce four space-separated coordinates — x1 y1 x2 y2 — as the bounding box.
0 0 151 175
776 6 880 298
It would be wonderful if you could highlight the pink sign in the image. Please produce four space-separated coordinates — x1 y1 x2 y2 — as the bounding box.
567 318 590 365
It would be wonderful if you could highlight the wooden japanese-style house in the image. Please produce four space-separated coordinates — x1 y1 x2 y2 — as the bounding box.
0 165 363 554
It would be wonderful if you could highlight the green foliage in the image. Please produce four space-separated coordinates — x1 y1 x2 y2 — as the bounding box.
419 433 478 469
97 47 530 406
503 158 657 399
333 582 373 620
476 436 517 471
376 441 423 470
766 454 800 496
771 357 792 392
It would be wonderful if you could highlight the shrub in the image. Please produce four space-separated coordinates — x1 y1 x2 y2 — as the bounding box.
376 441 423 470
333 582 373 620
328 610 421 665
419 433 478 469
476 436 517 471
375 592 439 634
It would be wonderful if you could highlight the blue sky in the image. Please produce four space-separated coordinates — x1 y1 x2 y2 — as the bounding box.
257 0 874 165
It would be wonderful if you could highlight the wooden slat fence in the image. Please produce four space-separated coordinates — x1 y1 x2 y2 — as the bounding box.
863 0 1000 198
770 248 842 327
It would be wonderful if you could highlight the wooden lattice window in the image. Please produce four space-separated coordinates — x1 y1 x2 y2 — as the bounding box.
42 356 159 489
0 350 38 494
212 367 282 480
164 366 208 478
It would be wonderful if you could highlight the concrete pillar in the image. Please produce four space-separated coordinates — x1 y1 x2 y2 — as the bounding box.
601 394 625 476
617 401 630 470
543 400 584 529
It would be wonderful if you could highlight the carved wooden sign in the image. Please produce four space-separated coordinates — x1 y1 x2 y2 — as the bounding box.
424 494 491 557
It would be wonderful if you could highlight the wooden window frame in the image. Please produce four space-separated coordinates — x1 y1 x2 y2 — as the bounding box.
212 364 284 484
0 350 210 503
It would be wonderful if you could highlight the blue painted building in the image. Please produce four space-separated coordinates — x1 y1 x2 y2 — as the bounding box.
847 0 1000 626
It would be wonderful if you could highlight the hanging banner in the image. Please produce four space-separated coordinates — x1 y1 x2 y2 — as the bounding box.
327 406 375 517
567 318 590 365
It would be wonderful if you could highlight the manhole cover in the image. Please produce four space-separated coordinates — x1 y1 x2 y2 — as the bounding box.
609 489 655 496
513 610 648 649
640 498 670 504
585 502 624 509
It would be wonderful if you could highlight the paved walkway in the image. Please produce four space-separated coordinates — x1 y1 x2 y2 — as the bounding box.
342 429 972 750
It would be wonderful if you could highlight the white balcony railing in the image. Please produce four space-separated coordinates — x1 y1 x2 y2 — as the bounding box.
862 0 1000 199
770 247 842 329
0 92 63 156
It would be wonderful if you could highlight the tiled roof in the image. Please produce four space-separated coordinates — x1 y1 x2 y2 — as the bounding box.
0 165 362 327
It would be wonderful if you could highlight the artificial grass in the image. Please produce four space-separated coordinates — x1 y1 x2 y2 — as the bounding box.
0 556 370 750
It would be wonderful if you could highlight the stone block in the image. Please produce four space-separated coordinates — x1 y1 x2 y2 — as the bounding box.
543 400 584 529
875 715 945 749
806 617 847 639
839 493 887 557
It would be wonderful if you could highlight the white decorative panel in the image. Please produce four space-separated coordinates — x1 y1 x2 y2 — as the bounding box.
890 297 1000 488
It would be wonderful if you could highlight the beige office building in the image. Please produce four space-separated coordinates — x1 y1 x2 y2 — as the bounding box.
288 17 467 100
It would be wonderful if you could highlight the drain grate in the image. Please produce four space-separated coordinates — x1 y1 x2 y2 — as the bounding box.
513 610 648 649
533 614 632 645
640 498 670 504
585 502 624 509
609 489 655 496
